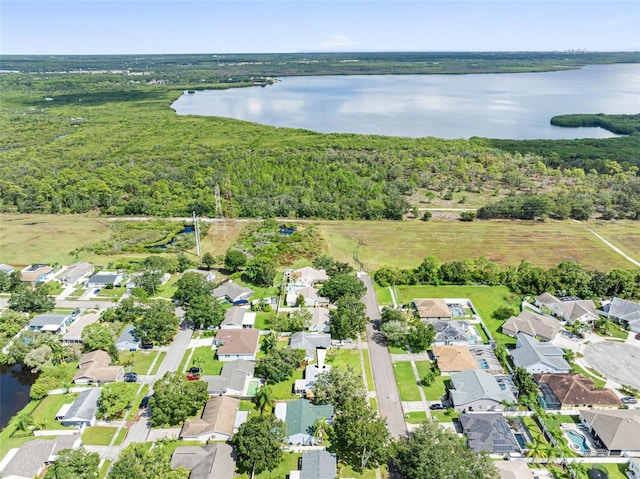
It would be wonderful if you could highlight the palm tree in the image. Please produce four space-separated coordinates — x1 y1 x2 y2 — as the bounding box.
254 383 274 414
526 437 548 464
14 411 34 433
40 334 64 365
312 417 327 444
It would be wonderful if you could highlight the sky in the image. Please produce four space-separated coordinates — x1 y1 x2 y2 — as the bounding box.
1 1 639 55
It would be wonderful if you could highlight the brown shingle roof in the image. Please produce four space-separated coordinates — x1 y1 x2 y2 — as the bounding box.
534 373 621 407
413 298 452 319
216 329 260 356
180 396 240 439
432 345 479 372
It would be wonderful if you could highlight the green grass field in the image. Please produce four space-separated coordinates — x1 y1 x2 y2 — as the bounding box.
188 346 224 375
393 362 421 401
404 411 429 424
81 426 118 446
31 393 79 430
130 351 159 375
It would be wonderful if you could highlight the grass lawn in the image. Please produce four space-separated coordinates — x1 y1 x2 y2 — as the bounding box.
271 367 304 400
96 287 126 299
130 351 159 375
388 344 408 354
254 312 272 330
574 463 628 479
588 220 640 265
98 460 111 479
338 464 383 479
571 363 606 388
405 411 429 424
393 362 421 402
81 426 118 446
155 273 180 299
189 346 224 375
395 285 519 346
46 282 64 295
523 417 546 443
430 410 458 422
327 349 362 374
239 400 256 412
150 352 165 375
236 452 302 479
370 397 377 410
414 360 434 384
422 375 448 401
596 323 629 340
374 284 393 306
362 350 374 391
544 414 579 432
474 324 490 344
31 393 79 429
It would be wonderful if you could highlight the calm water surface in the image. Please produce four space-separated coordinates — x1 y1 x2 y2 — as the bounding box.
172 64 640 139
0 364 37 430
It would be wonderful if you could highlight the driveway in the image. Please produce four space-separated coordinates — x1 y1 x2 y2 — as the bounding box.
360 273 407 439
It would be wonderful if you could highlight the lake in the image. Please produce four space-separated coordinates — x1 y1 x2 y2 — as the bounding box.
172 63 640 140
0 363 37 430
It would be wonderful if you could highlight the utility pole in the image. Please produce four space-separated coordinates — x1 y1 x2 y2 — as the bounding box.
214 184 227 241
193 211 201 258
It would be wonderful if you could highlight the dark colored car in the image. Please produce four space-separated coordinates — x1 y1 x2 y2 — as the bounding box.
140 342 153 349
635 332 640 340
429 403 445 410
621 396 638 404
124 372 138 383
139 396 150 408
189 367 202 374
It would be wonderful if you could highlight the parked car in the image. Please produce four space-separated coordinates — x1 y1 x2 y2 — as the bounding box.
124 372 138 383
621 396 638 404
187 373 200 381
429 403 445 410
139 396 150 408
635 332 640 340
140 342 153 349
189 367 202 374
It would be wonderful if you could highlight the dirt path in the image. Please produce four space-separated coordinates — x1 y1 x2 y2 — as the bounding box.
584 225 640 268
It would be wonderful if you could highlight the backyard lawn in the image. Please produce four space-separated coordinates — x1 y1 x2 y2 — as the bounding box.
81 426 118 446
130 351 159 375
31 393 79 429
236 452 302 479
271 367 304 400
393 362 421 402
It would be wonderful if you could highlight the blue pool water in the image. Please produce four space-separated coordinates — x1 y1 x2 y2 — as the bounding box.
514 433 527 449
566 430 590 454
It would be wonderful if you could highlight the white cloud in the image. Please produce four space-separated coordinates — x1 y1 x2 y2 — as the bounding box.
321 34 356 49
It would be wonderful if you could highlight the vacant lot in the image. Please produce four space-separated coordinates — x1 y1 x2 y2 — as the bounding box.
588 220 640 261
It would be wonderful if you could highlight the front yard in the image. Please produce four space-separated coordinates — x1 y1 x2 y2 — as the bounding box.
393 362 421 402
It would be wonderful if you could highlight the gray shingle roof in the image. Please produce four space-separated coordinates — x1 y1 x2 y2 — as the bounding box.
501 310 561 341
29 313 70 328
62 388 101 424
450 370 516 407
300 450 337 479
115 324 140 349
212 281 253 302
460 413 521 454
171 443 236 479
289 332 331 360
1 434 80 478
608 297 640 323
202 359 255 394
510 333 570 373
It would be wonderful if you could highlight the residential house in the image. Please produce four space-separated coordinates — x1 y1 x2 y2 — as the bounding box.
0 433 81 479
286 267 329 288
494 460 535 479
509 333 571 374
184 268 216 283
535 293 598 323
413 298 452 320
62 313 100 344
579 409 640 456
286 286 329 307
170 443 236 479
501 310 561 342
0 263 15 275
289 332 332 362
290 450 337 479
59 388 101 427
606 297 640 333
275 398 334 446
59 262 94 286
180 396 245 441
535 373 622 410
115 324 140 351
29 313 73 334
459 413 521 455
20 264 54 283
87 272 124 288
309 307 331 334
432 345 479 375
429 320 482 346
212 280 253 304
73 350 124 384
220 306 256 329
628 458 640 479
449 369 517 412
202 359 255 396
294 348 331 397
214 329 260 361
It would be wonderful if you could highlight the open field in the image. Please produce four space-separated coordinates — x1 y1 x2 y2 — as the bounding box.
318 219 639 271
588 220 640 263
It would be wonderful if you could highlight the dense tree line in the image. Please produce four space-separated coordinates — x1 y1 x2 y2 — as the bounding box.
374 256 640 299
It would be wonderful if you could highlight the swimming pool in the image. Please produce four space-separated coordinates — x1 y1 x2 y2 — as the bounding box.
565 429 591 455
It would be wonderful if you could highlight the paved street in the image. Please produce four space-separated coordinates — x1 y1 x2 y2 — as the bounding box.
360 273 407 439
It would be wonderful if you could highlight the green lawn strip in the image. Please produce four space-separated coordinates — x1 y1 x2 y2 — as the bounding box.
597 323 629 340
31 393 79 429
369 397 377 411
414 360 433 386
404 411 429 424
155 274 181 299
522 417 547 443
571 363 606 388
473 324 490 344
327 349 362 374
394 285 519 346
544 414 579 432
130 351 159 375
254 312 272 330
158 439 207 459
236 451 302 479
150 352 166 375
239 400 256 412
422 374 448 401
388 344 407 354
98 460 111 479
430 410 458 423
362 350 374 391
113 427 127 446
271 368 303 400
177 348 191 373
96 288 126 299
339 464 380 479
191 346 224 375
374 284 393 306
393 362 421 402
125 384 150 421
47 282 64 295
81 426 118 446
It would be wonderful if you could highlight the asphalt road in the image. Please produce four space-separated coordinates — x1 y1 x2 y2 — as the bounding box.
360 274 408 439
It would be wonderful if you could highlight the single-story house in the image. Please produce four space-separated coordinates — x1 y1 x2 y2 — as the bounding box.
275 398 334 446
20 264 54 283
59 388 101 427
73 350 124 384
59 262 94 286
501 310 561 342
212 280 254 304
115 324 140 351
170 443 236 479
184 268 216 282
534 373 622 410
494 460 535 479
289 332 332 362
413 298 452 320
180 396 245 441
290 450 337 479
509 333 571 374
449 369 517 412
0 433 81 479
294 348 331 397
606 297 640 333
459 413 522 455
62 313 100 344
579 409 640 456
535 293 598 323
220 306 256 329
29 313 73 334
214 329 260 361
87 271 124 288
202 359 255 396
309 307 331 334
0 263 15 275
432 345 479 375
429 320 482 346
286 267 329 288
286 286 329 307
